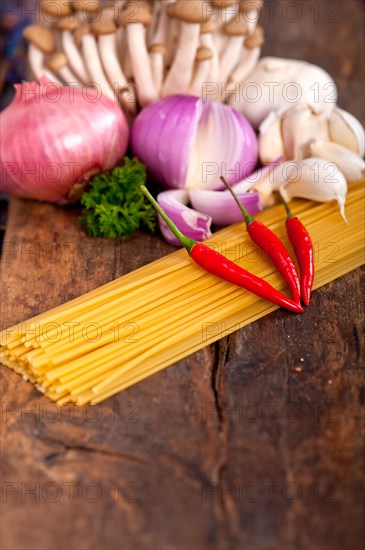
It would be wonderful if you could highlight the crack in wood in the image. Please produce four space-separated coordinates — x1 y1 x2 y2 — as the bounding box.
210 337 235 548
36 433 149 467
37 432 207 488
352 323 361 361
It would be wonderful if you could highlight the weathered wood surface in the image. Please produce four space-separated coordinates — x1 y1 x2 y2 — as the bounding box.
1 2 364 549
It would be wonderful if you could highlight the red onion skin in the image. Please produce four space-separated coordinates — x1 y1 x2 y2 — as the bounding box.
130 95 202 189
0 78 129 202
157 189 212 246
130 95 258 190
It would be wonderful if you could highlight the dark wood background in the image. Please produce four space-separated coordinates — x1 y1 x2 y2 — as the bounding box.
1 2 364 549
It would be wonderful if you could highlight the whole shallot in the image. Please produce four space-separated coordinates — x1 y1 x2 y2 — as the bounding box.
0 77 129 202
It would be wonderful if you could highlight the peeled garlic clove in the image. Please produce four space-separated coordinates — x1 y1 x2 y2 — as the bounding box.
309 139 365 183
281 103 329 160
329 107 365 157
280 157 348 221
258 111 284 164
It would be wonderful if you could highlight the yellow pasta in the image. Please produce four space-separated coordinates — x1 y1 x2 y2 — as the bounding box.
1 180 364 405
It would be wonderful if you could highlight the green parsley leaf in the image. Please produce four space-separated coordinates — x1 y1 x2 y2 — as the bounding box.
80 157 156 238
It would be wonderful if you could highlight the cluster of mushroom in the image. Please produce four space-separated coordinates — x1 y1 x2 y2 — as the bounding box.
23 0 264 116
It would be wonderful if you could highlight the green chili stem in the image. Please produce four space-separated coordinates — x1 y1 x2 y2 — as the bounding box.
276 191 293 219
220 177 254 226
140 186 196 253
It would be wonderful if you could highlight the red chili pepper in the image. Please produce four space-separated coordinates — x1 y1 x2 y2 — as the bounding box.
141 186 303 314
279 194 314 306
221 177 301 304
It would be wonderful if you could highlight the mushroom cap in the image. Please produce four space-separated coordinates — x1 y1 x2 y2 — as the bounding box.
56 17 79 31
23 25 55 53
118 1 152 26
167 0 208 24
211 0 237 8
46 51 68 71
74 23 91 44
244 25 264 48
196 46 213 62
71 0 102 13
149 43 167 54
91 10 116 34
200 19 217 34
41 0 73 17
223 18 249 36
240 0 264 13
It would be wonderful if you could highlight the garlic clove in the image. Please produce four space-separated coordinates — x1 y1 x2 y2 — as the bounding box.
258 111 284 164
281 103 329 161
309 139 365 183
329 107 365 157
251 160 286 207
280 157 348 222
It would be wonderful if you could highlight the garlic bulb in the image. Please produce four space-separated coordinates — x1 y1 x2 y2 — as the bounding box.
328 107 365 157
309 140 365 183
231 57 337 128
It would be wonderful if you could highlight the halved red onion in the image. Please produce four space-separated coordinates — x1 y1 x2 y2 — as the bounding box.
130 95 258 190
157 190 212 247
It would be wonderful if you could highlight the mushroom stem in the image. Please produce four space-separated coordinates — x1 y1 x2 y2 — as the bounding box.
212 3 238 55
98 34 128 88
219 35 244 81
80 33 116 101
189 61 211 97
148 2 169 94
43 69 63 85
149 45 166 95
226 23 265 85
62 30 90 83
28 44 45 78
243 8 260 34
230 46 260 83
98 33 136 113
162 23 200 96
27 44 63 84
58 65 79 83
126 23 158 107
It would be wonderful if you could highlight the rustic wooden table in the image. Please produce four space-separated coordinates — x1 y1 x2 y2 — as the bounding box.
1 2 364 549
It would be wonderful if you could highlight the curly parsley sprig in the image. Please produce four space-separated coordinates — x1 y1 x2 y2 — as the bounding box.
80 157 156 238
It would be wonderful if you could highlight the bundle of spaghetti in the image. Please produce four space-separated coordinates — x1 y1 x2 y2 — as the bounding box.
1 180 364 405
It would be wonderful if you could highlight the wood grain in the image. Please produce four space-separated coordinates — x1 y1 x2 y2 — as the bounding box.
1 1 364 549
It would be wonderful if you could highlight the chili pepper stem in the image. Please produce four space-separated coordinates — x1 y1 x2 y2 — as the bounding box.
141 186 196 253
220 177 254 226
276 191 293 220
